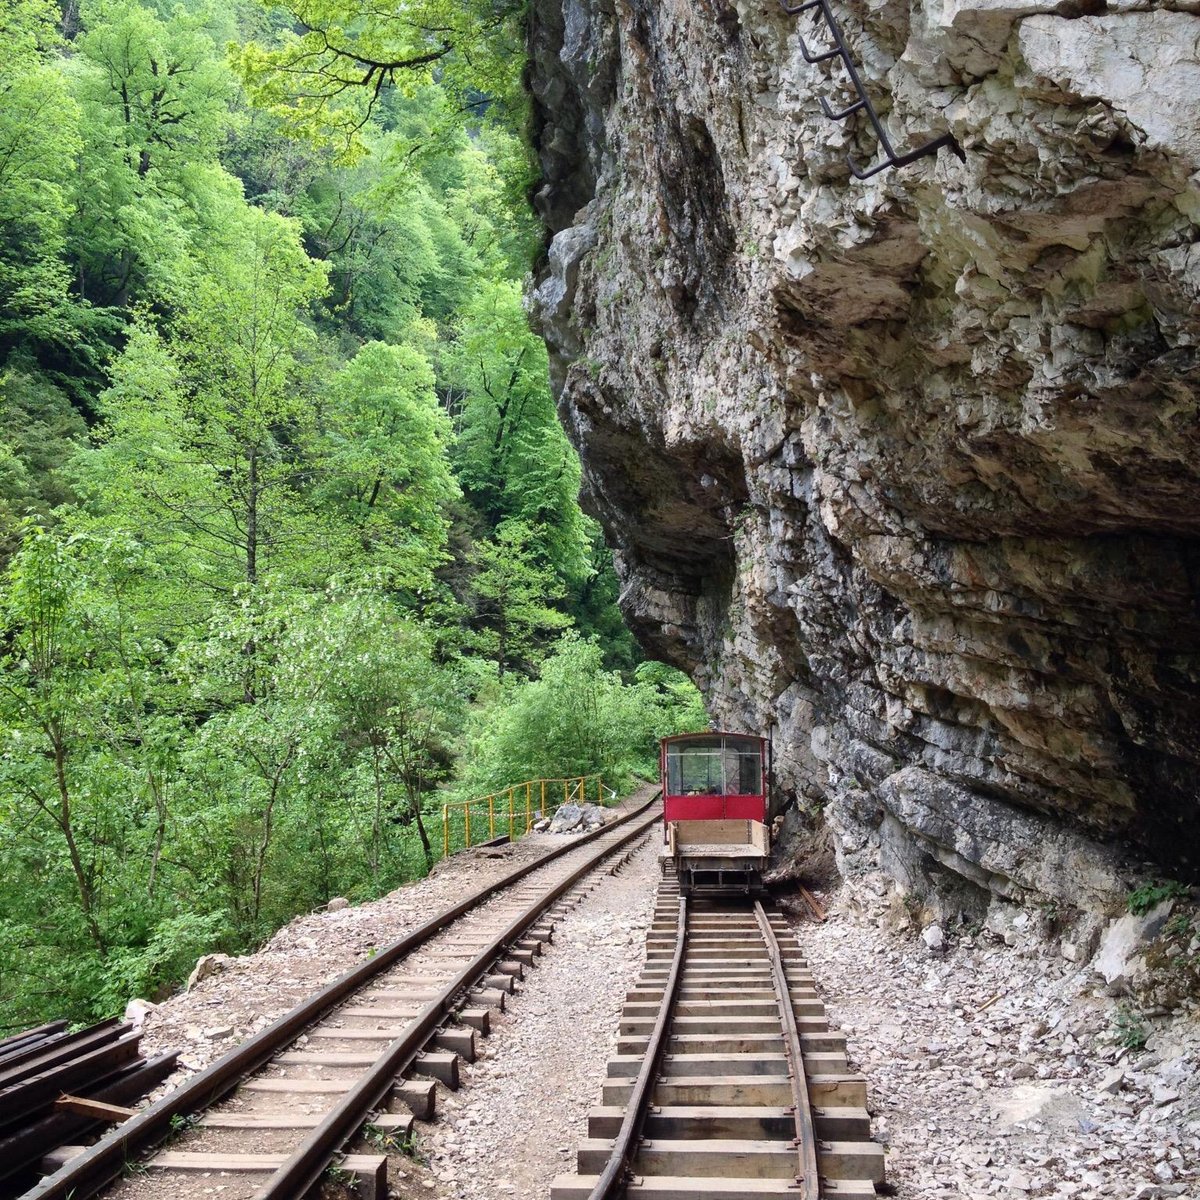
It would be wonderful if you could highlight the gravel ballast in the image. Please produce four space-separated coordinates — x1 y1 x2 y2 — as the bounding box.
409 835 661 1199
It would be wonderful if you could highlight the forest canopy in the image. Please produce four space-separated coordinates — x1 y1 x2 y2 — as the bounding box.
0 0 704 1031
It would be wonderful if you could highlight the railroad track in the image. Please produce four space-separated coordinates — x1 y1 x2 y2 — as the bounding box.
553 869 885 1199
26 791 663 1200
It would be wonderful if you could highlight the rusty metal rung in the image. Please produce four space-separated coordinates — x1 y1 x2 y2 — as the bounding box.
799 36 843 65
782 0 965 179
820 95 865 121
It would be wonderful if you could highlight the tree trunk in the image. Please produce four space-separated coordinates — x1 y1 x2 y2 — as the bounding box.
50 725 105 953
246 448 258 585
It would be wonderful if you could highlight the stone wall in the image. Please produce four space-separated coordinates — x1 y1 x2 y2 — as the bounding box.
527 0 1200 916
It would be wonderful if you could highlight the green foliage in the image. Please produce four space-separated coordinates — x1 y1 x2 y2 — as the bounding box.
470 520 570 680
0 0 692 1037
1127 880 1190 916
234 0 529 158
1112 1003 1149 1052
457 634 707 797
0 368 86 553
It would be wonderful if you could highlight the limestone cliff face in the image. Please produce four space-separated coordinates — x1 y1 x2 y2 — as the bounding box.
528 0 1200 915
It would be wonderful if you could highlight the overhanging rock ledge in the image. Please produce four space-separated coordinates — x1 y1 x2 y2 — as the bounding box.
528 0 1200 917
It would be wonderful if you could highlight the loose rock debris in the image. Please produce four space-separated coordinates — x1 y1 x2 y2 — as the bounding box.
800 888 1200 1199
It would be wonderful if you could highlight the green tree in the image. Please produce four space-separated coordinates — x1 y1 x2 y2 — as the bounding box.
457 634 706 796
77 204 329 608
235 0 528 154
333 602 459 872
0 369 87 556
471 519 570 680
445 279 591 584
316 339 457 592
69 0 237 310
0 2 83 369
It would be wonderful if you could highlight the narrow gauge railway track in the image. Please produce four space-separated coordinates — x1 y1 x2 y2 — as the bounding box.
27 793 663 1200
554 871 886 1199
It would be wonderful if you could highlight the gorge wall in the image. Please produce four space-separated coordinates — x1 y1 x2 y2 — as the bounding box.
527 0 1200 919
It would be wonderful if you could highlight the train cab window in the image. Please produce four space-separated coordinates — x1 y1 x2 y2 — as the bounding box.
666 735 763 796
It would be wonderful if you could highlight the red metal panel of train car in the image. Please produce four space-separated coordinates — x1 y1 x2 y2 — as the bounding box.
660 732 767 825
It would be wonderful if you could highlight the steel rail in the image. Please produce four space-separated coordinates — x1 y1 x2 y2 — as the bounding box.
754 901 820 1200
257 804 663 1200
26 792 660 1200
586 892 688 1200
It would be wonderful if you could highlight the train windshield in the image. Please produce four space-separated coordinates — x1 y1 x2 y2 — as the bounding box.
665 735 763 796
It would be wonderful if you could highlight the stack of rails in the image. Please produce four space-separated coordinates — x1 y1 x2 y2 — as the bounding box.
553 875 886 1199
0 1018 177 1197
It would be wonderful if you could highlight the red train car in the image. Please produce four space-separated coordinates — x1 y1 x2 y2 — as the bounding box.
660 732 770 896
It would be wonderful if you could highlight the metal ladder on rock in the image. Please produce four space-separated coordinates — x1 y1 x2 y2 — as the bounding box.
781 0 965 179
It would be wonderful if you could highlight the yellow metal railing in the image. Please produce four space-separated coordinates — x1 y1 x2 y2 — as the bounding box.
441 775 607 857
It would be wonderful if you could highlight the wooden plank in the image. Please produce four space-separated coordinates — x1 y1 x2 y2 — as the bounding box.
359 989 446 1002
394 1079 436 1120
799 886 826 922
806 1073 870 1107
458 1008 491 1035
813 1105 872 1139
628 1034 784 1056
608 1053 789 1079
617 1032 843 1056
604 1076 793 1107
412 1051 459 1088
241 1077 353 1094
585 1104 872 1141
552 1175 864 1199
588 1105 794 1140
151 1150 388 1197
53 1095 137 1122
577 1137 797 1178
307 1028 401 1040
276 1052 377 1067
200 1112 326 1129
820 1140 887 1184
624 999 823 1019
472 987 508 1011
434 1029 476 1062
620 1015 828 1037
628 986 820 1003
198 1111 412 1136
671 820 757 848
339 1007 420 1019
151 1152 386 1171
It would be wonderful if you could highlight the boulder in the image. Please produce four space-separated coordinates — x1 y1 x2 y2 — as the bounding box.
549 803 584 834
124 998 157 1028
579 803 607 830
186 953 232 992
1092 899 1175 988
922 924 946 952
326 896 350 912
